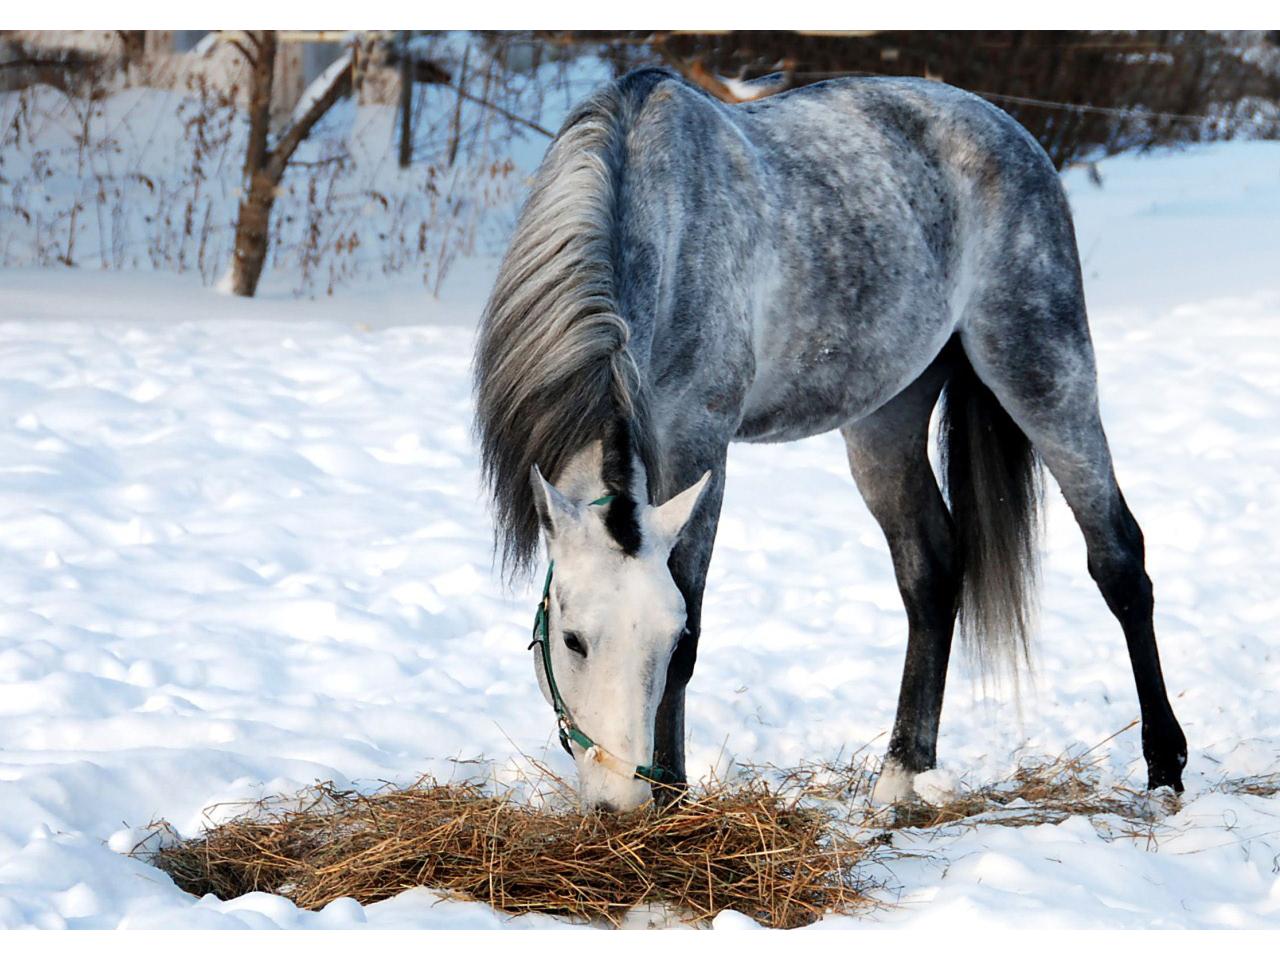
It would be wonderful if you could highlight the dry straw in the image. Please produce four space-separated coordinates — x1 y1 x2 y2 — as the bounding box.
888 753 1152 830
145 774 879 929
142 736 1203 928
1218 772 1280 798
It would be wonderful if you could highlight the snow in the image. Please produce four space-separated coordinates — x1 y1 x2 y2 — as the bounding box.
912 768 960 806
0 139 1278 929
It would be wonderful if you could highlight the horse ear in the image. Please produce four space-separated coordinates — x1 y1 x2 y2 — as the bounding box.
651 471 712 551
530 465 575 538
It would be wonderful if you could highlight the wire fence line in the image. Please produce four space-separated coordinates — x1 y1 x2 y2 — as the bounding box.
973 90 1280 129
780 67 1277 130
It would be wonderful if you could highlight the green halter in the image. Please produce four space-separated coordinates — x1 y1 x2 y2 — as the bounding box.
528 495 669 784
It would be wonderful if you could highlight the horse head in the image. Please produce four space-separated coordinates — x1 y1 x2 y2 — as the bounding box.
528 446 709 812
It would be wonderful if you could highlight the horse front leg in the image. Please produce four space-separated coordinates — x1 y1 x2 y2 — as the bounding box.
651 628 694 805
651 451 726 805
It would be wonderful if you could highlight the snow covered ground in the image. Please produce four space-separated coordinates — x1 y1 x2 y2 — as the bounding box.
0 140 1278 929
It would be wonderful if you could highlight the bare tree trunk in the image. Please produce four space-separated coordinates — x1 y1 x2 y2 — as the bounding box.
231 169 278 296
117 31 146 83
229 31 277 297
228 31 353 297
446 45 469 168
398 31 413 168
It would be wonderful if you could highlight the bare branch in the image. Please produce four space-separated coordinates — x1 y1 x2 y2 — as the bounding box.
446 46 470 167
267 50 353 178
440 80 554 140
0 54 99 72
226 37 256 68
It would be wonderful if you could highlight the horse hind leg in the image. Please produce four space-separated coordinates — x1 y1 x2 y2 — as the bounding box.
841 352 960 803
959 295 1188 791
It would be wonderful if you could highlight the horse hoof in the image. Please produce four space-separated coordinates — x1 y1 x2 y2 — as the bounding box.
1144 723 1188 793
1146 752 1187 793
1147 772 1185 793
871 759 917 805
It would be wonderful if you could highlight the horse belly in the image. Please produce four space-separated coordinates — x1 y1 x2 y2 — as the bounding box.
735 327 949 443
735 267 955 445
731 178 957 440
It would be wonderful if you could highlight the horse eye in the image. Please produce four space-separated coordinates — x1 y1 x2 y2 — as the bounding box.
563 631 587 658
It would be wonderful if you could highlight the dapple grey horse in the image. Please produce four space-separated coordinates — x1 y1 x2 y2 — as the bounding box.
474 67 1187 812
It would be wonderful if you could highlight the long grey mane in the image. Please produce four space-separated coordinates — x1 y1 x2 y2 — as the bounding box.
473 77 659 579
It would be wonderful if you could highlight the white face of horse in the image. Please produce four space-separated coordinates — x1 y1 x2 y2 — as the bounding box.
529 457 709 813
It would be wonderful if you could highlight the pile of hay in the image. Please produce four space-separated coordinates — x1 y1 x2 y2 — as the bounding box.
145 776 880 929
144 737 1179 928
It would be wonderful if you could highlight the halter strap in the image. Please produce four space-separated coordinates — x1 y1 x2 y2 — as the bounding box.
528 551 669 784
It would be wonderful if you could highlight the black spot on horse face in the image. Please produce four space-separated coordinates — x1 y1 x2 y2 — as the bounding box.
605 495 643 557
601 419 643 556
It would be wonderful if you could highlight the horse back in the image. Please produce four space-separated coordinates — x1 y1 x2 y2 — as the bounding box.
611 71 1080 445
727 77 1078 440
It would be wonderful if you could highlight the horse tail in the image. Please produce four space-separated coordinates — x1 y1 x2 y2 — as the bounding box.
938 347 1044 682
